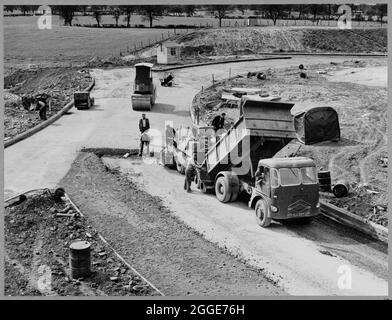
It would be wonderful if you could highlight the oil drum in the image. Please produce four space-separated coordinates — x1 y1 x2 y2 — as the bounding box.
318 171 331 192
69 240 91 279
332 180 349 198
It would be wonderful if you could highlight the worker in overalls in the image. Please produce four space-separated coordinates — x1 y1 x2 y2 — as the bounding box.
184 157 197 193
183 143 201 193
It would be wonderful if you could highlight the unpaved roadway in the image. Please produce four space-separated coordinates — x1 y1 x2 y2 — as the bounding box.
103 156 388 296
4 55 388 296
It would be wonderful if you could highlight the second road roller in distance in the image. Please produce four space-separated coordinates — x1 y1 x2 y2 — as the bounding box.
131 63 156 111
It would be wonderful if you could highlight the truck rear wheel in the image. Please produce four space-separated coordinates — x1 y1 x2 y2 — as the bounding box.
215 176 231 203
255 199 271 228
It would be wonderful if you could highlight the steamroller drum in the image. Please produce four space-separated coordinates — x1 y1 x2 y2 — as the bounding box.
131 95 152 111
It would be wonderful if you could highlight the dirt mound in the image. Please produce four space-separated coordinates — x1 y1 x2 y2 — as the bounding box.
5 191 157 296
177 27 387 56
4 67 92 140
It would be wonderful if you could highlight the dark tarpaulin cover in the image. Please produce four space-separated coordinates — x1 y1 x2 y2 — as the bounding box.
294 107 340 144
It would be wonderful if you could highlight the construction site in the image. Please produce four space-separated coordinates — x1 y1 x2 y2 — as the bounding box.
3 4 389 297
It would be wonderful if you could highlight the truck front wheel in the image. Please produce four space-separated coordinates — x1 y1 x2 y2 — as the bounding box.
255 199 271 228
215 176 231 203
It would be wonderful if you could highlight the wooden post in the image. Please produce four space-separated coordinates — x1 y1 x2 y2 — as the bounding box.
229 67 231 79
212 74 215 87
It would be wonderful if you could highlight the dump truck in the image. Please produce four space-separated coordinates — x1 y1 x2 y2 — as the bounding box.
131 63 156 111
166 96 320 227
74 91 94 110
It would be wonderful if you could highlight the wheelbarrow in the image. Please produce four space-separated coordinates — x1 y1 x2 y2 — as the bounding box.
160 72 174 87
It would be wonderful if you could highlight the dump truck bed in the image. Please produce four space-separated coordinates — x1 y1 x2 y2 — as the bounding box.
204 98 296 177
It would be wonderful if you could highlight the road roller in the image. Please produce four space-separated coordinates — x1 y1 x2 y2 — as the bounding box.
131 63 156 111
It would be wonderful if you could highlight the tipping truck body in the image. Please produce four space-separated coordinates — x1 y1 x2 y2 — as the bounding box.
74 91 94 110
184 96 319 227
131 63 156 111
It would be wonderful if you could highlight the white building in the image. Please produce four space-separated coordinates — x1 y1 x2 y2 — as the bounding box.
157 42 182 65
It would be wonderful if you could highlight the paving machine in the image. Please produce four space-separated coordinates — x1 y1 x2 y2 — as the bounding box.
131 63 156 111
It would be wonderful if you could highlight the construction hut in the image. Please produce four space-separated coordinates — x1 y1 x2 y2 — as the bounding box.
247 18 260 26
157 41 181 65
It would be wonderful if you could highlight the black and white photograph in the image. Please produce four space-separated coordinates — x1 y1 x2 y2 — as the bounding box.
1 2 389 300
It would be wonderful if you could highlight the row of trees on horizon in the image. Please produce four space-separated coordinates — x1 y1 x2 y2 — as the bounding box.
4 4 388 27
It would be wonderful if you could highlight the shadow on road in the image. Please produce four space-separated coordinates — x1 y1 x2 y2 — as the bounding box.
151 103 190 117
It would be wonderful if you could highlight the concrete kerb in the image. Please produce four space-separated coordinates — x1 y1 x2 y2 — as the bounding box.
152 55 292 72
320 201 388 243
152 52 386 73
4 78 96 149
189 67 388 244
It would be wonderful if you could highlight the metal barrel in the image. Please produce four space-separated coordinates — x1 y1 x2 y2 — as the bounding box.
332 180 350 198
318 171 331 192
69 241 91 279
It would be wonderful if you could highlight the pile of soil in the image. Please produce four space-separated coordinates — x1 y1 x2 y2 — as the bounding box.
4 191 157 296
192 59 388 227
176 28 387 57
4 67 92 140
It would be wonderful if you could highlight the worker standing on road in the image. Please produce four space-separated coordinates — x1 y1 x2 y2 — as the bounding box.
184 157 198 193
139 113 150 157
183 147 202 193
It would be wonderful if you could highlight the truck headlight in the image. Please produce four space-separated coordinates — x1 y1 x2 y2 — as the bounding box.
271 205 279 213
316 202 320 209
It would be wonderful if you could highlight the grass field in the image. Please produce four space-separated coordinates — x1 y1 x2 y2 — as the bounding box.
3 16 189 69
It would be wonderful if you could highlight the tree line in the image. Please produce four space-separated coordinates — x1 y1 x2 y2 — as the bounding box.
4 4 388 27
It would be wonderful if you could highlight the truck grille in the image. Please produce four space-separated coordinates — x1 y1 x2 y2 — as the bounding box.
288 199 311 217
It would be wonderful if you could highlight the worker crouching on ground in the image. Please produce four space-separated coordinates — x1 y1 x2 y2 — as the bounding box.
139 113 150 157
184 155 202 193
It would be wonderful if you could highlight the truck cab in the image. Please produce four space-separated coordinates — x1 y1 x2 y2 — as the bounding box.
250 157 320 227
